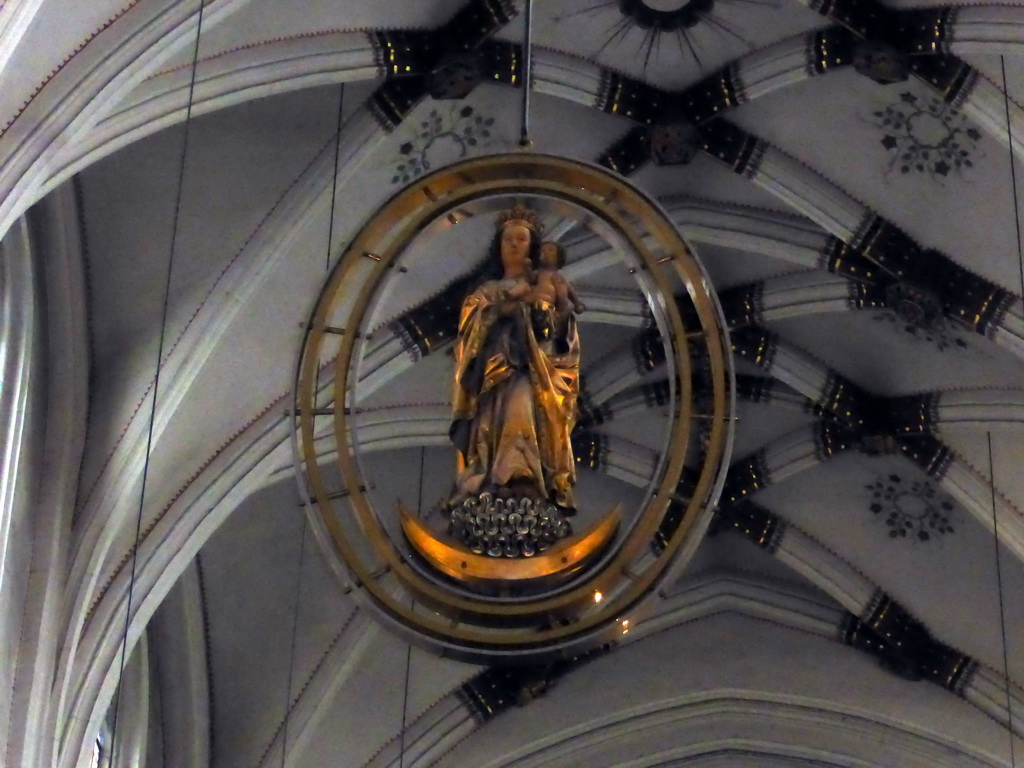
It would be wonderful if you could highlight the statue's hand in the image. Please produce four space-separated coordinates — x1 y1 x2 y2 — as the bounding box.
505 283 530 300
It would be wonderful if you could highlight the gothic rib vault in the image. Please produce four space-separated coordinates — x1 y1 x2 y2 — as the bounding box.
2 1 1024 767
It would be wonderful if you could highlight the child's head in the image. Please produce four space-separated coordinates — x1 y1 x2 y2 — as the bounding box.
539 241 566 270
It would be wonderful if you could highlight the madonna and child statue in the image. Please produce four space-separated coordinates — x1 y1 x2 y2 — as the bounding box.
401 204 622 577
446 205 585 559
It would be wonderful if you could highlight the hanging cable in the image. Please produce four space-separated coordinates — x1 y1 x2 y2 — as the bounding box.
1000 57 1023 763
416 445 426 518
995 57 1021 765
1002 56 1024 317
280 81 347 768
398 446 426 765
107 1 206 764
326 84 346 274
988 432 1017 765
398 642 412 768
519 0 534 148
279 513 308 768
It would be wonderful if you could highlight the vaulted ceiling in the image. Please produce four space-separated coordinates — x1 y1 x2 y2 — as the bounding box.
3 1 1024 767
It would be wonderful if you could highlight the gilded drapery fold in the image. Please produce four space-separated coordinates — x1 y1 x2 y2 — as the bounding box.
450 281 580 509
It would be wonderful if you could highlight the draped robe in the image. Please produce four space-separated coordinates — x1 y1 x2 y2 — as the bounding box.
449 279 580 510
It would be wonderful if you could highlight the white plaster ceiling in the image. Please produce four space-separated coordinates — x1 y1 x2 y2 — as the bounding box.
5 0 1024 766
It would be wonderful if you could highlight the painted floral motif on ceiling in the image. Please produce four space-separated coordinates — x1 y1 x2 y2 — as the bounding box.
872 91 983 179
866 473 956 542
390 105 498 185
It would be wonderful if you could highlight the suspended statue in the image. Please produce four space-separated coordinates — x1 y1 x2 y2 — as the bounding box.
446 206 585 557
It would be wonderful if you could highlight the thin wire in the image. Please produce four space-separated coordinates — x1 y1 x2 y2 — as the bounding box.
279 517 308 768
519 0 534 148
1000 57 1023 762
108 0 205 762
326 83 346 274
399 444 427 764
1002 56 1024 321
398 642 412 768
281 81 347 768
988 432 1017 765
416 445 426 517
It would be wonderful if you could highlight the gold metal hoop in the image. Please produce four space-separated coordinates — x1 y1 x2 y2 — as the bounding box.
294 154 734 660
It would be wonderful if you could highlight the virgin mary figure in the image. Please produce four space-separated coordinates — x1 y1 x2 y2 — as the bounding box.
448 207 581 515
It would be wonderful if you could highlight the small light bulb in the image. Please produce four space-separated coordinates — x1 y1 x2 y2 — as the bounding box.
593 591 603 603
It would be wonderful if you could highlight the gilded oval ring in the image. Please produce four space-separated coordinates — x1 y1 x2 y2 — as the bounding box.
294 153 735 660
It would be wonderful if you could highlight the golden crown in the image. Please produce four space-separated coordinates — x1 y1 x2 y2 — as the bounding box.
497 204 542 234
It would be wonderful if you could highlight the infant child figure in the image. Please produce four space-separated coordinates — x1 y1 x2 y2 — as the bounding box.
528 241 584 348
533 241 585 316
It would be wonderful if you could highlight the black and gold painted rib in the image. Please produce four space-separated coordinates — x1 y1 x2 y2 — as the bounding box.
368 0 519 130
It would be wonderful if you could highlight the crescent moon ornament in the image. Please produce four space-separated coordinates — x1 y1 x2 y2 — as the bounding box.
400 505 621 584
